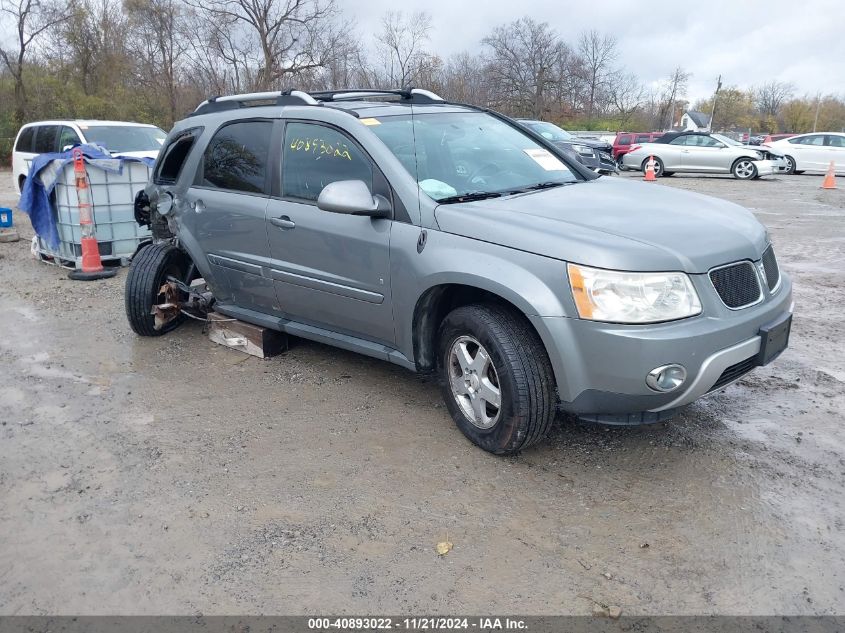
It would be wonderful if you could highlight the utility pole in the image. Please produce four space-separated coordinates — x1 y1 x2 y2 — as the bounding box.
709 74 722 132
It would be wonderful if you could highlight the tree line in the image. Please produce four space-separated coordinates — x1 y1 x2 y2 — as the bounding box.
2 0 844 162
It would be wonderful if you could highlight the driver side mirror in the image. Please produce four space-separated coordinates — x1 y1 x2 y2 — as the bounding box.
316 180 391 218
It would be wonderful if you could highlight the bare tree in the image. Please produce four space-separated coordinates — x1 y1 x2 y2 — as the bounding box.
375 10 432 88
609 70 645 126
755 80 794 117
578 29 617 119
188 0 341 91
125 0 190 125
659 66 690 129
482 17 562 118
0 0 73 126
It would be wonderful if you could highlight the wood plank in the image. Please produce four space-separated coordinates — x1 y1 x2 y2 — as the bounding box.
207 312 288 359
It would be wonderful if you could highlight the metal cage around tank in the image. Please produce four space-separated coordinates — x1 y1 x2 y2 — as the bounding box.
33 159 152 269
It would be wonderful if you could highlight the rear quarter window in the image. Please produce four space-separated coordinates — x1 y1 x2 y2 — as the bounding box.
16 127 35 152
155 127 203 185
617 134 632 145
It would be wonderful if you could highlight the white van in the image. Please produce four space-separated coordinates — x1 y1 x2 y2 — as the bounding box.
12 120 167 194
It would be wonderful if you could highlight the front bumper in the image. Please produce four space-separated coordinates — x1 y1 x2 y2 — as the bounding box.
529 272 793 419
753 159 780 177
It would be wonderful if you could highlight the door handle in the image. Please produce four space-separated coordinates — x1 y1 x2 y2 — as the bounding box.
681 150 690 153
270 215 296 229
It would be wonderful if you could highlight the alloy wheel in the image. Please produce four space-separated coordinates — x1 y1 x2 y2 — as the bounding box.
735 160 756 179
447 335 502 429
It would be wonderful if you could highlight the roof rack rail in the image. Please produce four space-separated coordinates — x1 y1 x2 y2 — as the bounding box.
308 88 444 103
192 90 319 116
190 87 445 116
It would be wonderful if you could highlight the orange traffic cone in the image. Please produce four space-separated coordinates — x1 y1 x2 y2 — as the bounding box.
68 148 117 280
643 155 657 181
822 160 837 189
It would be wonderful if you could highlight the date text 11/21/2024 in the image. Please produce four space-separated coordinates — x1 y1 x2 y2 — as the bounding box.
307 617 528 630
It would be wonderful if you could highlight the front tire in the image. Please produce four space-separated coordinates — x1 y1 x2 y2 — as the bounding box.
732 158 758 180
125 243 189 336
784 155 797 174
437 304 556 455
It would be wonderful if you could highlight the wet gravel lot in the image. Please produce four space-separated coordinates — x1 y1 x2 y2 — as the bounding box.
0 169 843 615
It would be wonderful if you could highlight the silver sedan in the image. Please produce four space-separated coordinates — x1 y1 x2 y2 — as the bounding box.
622 132 787 179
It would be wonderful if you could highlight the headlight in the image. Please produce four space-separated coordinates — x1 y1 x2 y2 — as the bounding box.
567 263 702 323
571 144 593 155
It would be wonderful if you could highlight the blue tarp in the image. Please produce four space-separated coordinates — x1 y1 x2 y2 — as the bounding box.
18 144 155 249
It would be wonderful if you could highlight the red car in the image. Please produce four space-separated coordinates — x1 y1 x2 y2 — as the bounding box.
613 132 665 162
762 133 796 144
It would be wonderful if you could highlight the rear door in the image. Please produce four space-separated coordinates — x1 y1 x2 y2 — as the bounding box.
264 120 394 346
184 119 278 314
824 135 845 171
33 125 59 155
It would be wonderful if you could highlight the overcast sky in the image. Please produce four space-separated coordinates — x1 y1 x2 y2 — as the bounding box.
346 0 845 104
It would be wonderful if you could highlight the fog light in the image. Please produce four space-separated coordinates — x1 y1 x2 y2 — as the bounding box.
646 364 687 392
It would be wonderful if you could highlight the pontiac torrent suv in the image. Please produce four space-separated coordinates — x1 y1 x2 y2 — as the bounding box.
126 89 793 455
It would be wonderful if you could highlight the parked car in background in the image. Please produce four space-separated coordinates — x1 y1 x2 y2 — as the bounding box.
763 132 845 174
517 119 617 174
622 131 787 179
613 132 665 165
762 133 797 145
12 120 167 194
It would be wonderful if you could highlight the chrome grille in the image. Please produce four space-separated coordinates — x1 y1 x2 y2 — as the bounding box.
710 261 762 309
762 245 780 290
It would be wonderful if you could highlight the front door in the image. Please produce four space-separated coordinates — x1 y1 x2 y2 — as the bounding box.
184 119 278 314
265 121 394 346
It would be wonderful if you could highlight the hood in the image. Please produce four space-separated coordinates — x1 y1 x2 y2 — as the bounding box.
568 137 612 152
113 150 160 159
434 177 768 273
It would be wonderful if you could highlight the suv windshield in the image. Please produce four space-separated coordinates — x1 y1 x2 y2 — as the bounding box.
82 125 167 153
370 112 578 201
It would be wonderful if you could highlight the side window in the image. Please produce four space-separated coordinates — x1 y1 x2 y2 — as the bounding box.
618 134 632 144
825 135 845 148
34 125 59 154
58 126 80 151
669 136 691 146
200 121 271 193
794 135 824 146
635 135 651 143
701 136 723 147
282 122 373 202
15 127 35 152
156 127 202 185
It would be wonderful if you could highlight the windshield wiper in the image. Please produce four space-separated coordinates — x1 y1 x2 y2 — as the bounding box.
524 181 567 191
436 191 503 204
506 181 569 195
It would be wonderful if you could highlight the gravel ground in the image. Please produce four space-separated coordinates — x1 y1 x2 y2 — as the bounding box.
0 169 843 615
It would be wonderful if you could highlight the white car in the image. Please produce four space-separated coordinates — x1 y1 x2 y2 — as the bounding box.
622 132 787 180
11 120 167 194
763 132 845 174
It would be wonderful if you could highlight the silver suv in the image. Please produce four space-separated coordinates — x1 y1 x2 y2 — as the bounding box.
126 88 793 455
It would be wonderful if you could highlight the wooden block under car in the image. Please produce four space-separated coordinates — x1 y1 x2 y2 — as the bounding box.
207 312 288 359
